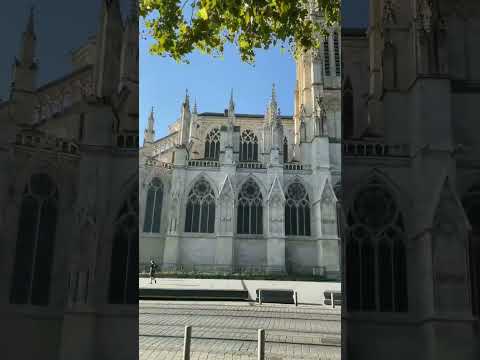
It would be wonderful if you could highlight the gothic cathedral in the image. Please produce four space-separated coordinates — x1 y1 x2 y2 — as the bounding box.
139 10 342 278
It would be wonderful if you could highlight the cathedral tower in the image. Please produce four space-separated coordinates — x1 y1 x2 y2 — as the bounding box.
94 0 124 99
294 3 341 144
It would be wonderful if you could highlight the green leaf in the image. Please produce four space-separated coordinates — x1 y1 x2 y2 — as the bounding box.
198 7 208 20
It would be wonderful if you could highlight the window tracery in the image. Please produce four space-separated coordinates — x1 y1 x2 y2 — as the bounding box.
237 179 263 234
240 129 259 162
185 178 216 233
283 136 288 163
10 174 58 306
109 186 138 304
143 177 163 233
345 179 408 313
285 181 311 236
462 184 480 315
204 128 220 160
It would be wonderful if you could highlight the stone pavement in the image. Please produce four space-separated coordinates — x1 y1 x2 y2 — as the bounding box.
139 278 341 305
139 300 341 360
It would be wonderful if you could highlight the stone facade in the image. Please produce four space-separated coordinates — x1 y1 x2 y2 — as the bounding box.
341 0 480 359
139 22 342 277
0 2 138 359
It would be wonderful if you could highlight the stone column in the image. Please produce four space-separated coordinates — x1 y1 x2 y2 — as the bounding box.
266 175 286 273
266 202 286 272
317 180 340 279
162 148 187 271
216 176 235 272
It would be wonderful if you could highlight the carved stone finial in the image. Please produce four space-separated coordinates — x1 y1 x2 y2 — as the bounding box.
228 89 235 116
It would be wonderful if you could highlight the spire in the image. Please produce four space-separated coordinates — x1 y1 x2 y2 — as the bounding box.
148 106 155 131
193 98 198 114
271 83 277 104
20 6 37 65
11 6 38 95
144 106 156 144
180 89 192 145
270 83 278 112
228 89 235 116
27 6 35 35
183 89 190 110
267 83 278 124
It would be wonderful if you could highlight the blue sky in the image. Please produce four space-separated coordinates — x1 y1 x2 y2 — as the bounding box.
139 23 296 142
140 1 369 143
0 0 130 102
1 1 368 145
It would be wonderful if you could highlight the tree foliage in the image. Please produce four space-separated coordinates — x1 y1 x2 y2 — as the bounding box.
139 0 340 63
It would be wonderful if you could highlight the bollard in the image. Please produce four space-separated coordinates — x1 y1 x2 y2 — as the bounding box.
258 329 265 360
293 291 298 307
258 290 262 305
331 292 335 309
183 325 191 360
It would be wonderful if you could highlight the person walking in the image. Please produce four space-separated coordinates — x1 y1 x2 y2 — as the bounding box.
149 259 157 284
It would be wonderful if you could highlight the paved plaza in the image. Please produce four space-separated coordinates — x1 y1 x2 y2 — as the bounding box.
139 300 341 359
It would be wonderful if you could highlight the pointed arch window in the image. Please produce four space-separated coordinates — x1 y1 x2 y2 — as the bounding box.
462 184 480 315
342 78 354 140
204 128 220 160
333 31 341 76
285 181 311 236
283 137 288 163
185 178 215 233
143 177 163 233
10 174 58 306
109 186 138 304
345 179 408 313
240 129 259 162
237 179 263 234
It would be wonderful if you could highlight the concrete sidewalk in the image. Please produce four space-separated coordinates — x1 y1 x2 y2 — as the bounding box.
139 278 341 305
140 300 341 360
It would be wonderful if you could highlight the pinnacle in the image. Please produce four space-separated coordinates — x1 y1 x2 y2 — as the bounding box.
184 89 190 107
26 5 35 34
193 98 198 114
228 88 235 114
271 83 277 103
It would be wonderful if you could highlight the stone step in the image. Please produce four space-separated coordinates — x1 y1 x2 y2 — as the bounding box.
139 288 249 301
